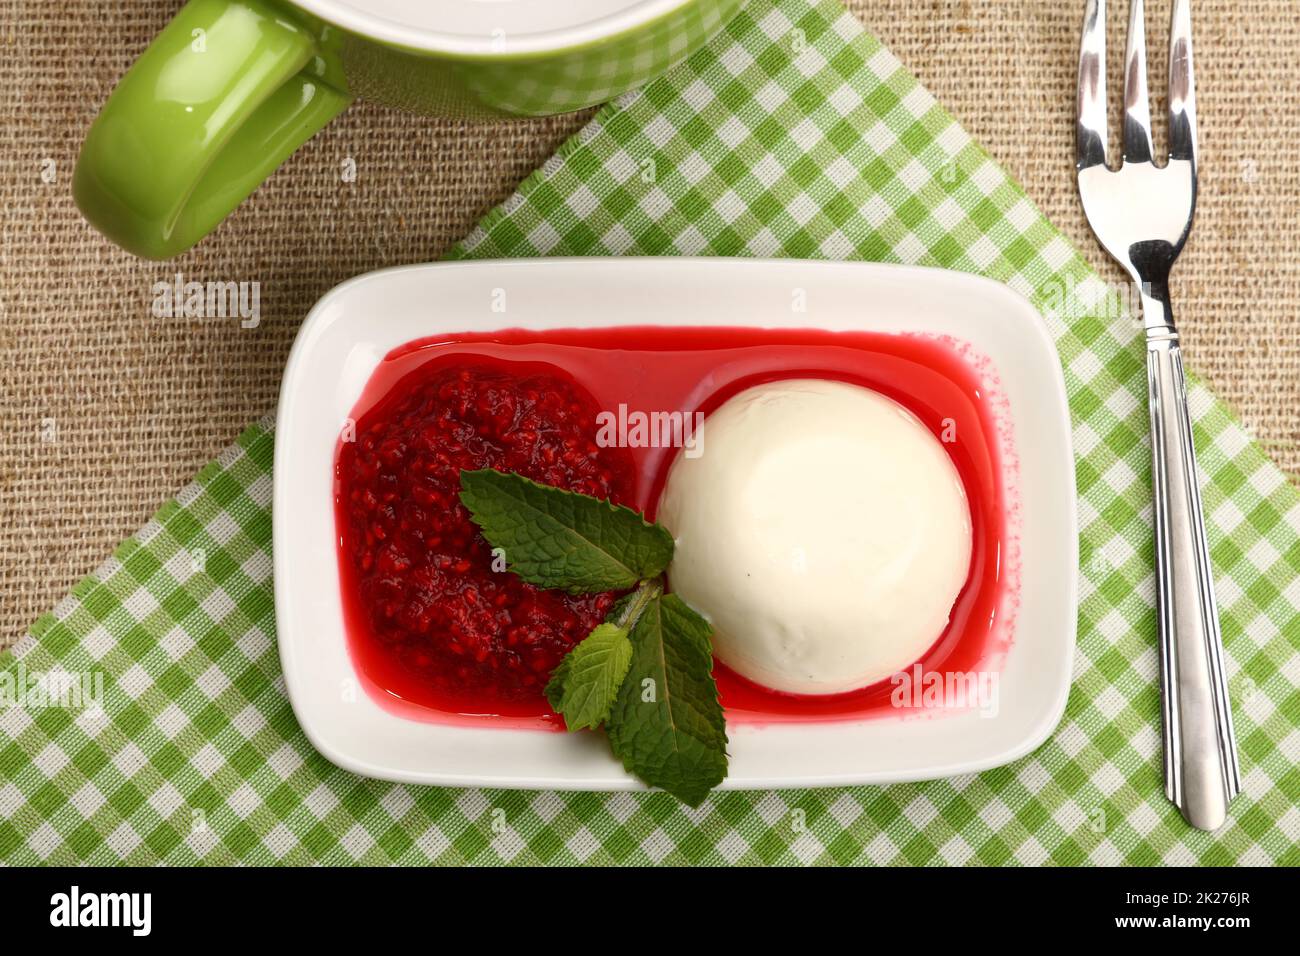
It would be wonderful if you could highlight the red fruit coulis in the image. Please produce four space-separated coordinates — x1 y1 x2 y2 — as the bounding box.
336 326 1015 731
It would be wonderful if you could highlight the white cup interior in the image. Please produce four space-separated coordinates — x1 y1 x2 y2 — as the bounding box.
294 0 693 51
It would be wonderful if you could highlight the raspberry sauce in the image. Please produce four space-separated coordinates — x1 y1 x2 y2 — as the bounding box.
336 360 636 727
336 326 1013 730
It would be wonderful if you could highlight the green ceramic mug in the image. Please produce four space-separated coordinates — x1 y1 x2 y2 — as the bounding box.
74 0 742 260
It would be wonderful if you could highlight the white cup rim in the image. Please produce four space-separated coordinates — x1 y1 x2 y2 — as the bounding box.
292 0 697 56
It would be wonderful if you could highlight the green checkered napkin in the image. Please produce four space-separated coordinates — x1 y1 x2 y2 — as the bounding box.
3 0 1297 866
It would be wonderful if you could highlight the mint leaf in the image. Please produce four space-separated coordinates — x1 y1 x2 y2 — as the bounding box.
544 657 573 713
459 469 674 592
606 594 728 807
544 623 634 731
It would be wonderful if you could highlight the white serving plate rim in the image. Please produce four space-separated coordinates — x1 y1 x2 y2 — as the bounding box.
274 257 1078 791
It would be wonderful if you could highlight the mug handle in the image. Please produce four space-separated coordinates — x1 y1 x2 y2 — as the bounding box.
74 0 352 260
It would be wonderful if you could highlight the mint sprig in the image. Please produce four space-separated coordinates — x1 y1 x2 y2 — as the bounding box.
606 593 729 807
459 467 728 805
459 469 674 592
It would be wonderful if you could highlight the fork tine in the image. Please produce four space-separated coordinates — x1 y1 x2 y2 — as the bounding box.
1123 0 1155 163
1168 0 1198 163
1076 0 1109 170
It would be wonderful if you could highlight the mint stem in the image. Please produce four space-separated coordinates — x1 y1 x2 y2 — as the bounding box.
615 577 663 632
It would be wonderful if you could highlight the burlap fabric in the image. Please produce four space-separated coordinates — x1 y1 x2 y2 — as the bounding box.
2 0 1298 646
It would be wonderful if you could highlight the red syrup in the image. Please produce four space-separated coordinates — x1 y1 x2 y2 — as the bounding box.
335 326 1014 731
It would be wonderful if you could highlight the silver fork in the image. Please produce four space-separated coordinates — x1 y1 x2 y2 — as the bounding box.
1075 0 1240 831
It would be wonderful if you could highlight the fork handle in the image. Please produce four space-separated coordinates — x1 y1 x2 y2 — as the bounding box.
1144 322 1242 831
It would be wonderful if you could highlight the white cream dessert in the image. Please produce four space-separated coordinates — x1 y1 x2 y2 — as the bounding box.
657 379 972 695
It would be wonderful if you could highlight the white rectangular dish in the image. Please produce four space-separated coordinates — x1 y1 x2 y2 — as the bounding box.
274 257 1077 790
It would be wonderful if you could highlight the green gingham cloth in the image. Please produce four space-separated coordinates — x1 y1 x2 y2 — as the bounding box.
3 0 1298 866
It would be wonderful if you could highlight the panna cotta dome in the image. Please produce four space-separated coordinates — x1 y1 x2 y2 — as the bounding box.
656 378 973 695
